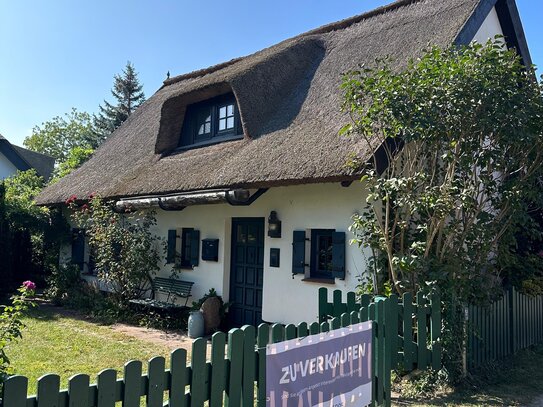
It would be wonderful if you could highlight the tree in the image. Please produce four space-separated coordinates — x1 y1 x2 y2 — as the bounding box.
23 108 99 163
49 146 94 184
3 170 48 231
342 39 543 379
93 61 145 139
343 39 542 300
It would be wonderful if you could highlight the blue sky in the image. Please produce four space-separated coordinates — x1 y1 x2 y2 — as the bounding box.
1 0 541 147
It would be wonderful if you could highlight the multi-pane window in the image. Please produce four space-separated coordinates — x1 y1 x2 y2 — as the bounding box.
179 93 242 148
292 229 346 281
218 104 235 131
311 229 334 278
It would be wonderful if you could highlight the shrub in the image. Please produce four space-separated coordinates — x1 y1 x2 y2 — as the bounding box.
0 282 36 386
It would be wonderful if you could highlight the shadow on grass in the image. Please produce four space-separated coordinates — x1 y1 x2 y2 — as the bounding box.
25 303 91 323
395 345 543 407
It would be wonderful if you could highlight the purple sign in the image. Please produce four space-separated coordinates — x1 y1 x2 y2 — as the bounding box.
266 321 372 407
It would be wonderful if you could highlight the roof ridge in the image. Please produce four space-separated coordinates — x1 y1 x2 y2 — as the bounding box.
162 0 424 87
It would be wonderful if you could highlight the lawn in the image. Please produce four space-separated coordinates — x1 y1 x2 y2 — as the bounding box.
7 305 175 395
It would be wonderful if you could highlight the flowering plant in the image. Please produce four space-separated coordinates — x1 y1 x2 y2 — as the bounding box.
0 282 36 384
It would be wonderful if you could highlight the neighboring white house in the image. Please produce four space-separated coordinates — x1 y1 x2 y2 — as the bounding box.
36 0 532 325
0 133 55 181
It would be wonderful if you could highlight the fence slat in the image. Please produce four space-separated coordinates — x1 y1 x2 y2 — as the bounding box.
169 348 188 407
430 293 441 370
242 325 256 407
36 374 60 407
341 312 350 328
210 332 226 407
190 337 208 407
67 374 90 407
225 329 244 407
96 369 116 407
402 292 414 371
147 356 165 407
416 293 428 370
318 287 328 322
333 290 343 318
346 291 357 314
384 298 393 407
256 324 269 407
2 375 28 407
122 360 142 407
297 322 308 338
388 294 399 369
375 300 385 406
271 324 284 343
285 324 297 340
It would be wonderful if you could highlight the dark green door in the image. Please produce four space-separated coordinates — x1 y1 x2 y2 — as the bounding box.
229 218 264 327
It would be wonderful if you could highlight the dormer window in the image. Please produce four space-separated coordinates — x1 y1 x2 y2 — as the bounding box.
179 93 242 149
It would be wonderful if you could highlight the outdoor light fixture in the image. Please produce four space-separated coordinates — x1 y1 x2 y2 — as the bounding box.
267 211 282 238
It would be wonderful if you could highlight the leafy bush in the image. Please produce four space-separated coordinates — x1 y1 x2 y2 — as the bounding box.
45 264 82 305
394 369 451 399
1 282 36 386
69 196 162 306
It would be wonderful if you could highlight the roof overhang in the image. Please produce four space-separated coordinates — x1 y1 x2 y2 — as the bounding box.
115 188 268 212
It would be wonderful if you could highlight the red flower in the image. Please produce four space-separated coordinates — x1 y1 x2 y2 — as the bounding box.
22 280 36 291
65 194 78 205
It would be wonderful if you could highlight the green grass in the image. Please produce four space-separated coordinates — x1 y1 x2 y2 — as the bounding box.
7 305 174 395
394 345 543 406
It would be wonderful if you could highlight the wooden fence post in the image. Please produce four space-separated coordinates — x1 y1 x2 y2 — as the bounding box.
1 375 28 407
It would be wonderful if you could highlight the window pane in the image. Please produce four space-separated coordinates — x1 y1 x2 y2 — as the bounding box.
219 118 226 131
196 109 212 136
227 104 234 116
219 106 227 118
317 235 333 273
227 117 234 129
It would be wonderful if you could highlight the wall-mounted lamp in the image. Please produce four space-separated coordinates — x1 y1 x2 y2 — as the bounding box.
267 210 282 238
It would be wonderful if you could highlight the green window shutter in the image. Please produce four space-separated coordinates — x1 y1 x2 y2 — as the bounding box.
71 228 85 271
190 229 200 267
332 231 346 280
292 230 306 275
166 229 177 264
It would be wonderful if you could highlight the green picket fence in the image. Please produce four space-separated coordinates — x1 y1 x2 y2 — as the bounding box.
318 287 442 372
1 302 395 407
468 287 543 369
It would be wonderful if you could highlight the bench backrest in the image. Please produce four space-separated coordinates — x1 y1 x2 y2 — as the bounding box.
153 277 194 298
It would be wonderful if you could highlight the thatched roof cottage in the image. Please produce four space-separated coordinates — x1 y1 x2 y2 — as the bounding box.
37 0 532 325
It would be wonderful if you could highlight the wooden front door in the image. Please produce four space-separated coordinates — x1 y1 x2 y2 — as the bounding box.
229 218 264 327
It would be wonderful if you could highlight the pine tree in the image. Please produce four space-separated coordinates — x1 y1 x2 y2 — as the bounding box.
93 61 145 139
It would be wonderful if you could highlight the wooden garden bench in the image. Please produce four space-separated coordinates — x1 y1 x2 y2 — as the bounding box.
129 277 194 311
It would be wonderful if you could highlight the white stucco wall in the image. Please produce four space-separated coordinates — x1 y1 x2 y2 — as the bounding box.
155 182 370 324
0 151 18 179
472 6 504 44
62 182 371 325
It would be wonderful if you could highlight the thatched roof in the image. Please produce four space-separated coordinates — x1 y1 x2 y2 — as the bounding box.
0 134 55 180
37 0 489 205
